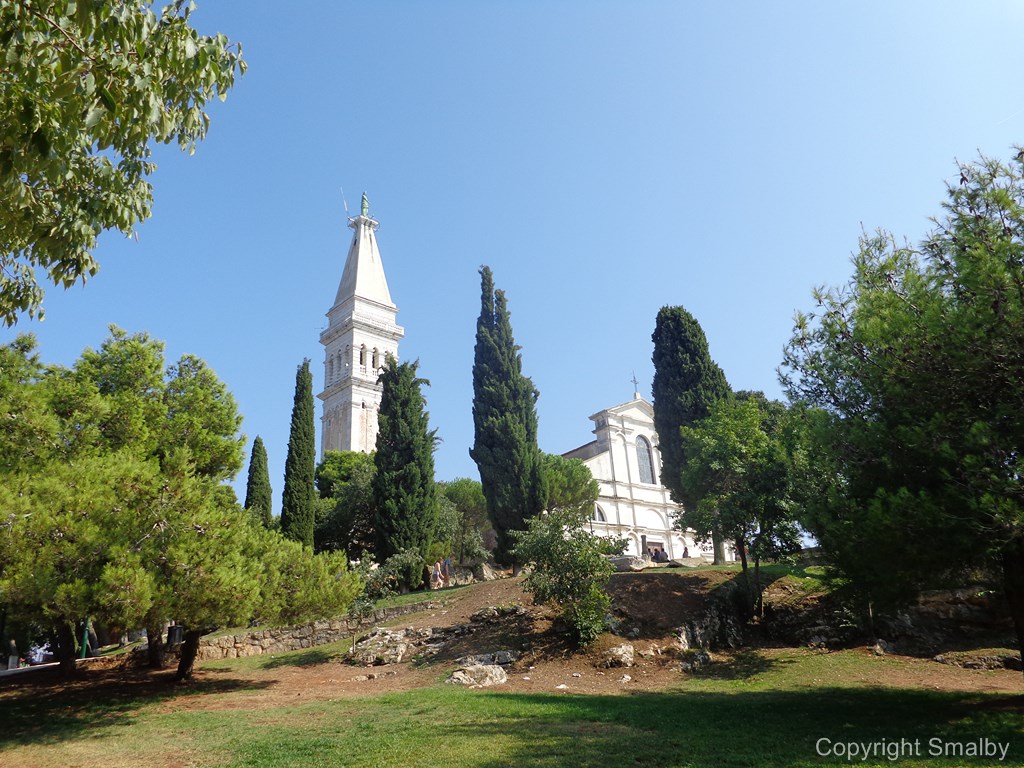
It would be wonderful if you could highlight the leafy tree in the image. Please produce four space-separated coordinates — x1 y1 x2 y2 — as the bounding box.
281 359 315 547
513 469 620 644
314 450 376 558
372 357 439 589
542 453 599 514
470 266 548 566
678 393 803 616
651 305 732 562
244 436 273 528
781 151 1024 665
439 477 491 564
0 0 245 326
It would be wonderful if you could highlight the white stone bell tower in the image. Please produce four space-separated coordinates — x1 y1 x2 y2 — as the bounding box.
318 193 404 455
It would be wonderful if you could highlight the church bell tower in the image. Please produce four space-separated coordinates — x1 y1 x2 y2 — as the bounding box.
318 194 404 455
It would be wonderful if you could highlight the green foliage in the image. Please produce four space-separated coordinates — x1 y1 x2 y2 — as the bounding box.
372 358 438 589
281 359 315 547
314 450 376 558
651 305 732 507
439 477 491 563
0 332 361 675
470 266 548 565
781 151 1024 637
542 453 599 515
0 0 245 326
677 393 805 614
513 506 621 645
244 436 273 528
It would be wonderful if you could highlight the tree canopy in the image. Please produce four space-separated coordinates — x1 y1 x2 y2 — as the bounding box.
281 359 315 547
373 357 439 589
244 436 273 528
0 0 245 325
470 266 547 565
0 332 359 679
781 150 1024 664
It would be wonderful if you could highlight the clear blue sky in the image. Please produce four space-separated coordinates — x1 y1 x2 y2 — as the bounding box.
6 2 1023 511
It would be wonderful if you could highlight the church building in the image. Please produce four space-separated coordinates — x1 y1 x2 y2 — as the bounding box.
563 392 717 561
318 194 403 455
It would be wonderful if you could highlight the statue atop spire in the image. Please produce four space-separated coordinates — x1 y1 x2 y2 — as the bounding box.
361 192 369 217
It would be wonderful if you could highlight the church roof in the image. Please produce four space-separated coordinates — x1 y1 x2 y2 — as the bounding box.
332 194 395 309
588 393 654 424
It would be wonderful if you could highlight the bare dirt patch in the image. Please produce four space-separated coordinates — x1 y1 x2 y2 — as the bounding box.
3 573 1021 716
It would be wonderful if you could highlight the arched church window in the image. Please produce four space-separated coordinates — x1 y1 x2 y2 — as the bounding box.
359 345 367 369
372 348 379 370
592 504 606 523
636 435 655 484
328 357 334 382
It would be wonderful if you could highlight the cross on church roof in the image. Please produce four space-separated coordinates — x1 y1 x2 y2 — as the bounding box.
631 371 640 398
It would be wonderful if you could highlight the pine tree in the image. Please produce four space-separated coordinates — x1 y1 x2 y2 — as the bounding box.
244 436 273 528
652 306 732 562
280 360 316 547
470 266 548 566
372 357 438 588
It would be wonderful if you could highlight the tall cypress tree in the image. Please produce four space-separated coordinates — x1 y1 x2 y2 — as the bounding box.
651 306 732 561
280 359 315 547
243 435 273 528
373 357 438 584
470 266 548 566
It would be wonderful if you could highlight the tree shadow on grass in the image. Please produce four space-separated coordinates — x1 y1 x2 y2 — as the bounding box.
0 665 273 748
256 646 345 669
447 687 1024 768
689 648 787 680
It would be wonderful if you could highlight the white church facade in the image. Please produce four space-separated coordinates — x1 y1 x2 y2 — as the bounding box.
563 394 719 562
318 195 403 455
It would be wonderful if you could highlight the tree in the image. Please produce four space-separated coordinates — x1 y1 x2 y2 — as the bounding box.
781 151 1024 666
244 436 273 528
281 359 315 547
678 393 803 616
439 477 491 564
0 0 245 326
372 357 439 589
542 453 600 515
470 266 548 566
0 334 361 678
314 450 376 558
652 305 732 561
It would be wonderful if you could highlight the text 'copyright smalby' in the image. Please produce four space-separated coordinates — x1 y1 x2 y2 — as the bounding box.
815 737 1010 762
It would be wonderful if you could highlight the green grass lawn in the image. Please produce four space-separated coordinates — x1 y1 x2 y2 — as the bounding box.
2 645 1021 767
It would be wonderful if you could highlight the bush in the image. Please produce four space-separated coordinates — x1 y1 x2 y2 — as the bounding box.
512 507 623 645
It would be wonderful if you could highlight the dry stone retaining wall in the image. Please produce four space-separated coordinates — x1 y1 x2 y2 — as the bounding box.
195 601 438 661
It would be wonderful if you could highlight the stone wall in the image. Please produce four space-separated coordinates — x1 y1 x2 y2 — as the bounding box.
195 600 438 661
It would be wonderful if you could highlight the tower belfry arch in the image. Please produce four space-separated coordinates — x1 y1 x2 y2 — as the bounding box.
318 193 404 455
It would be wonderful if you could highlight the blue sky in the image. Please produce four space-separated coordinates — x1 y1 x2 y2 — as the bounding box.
6 1 1024 510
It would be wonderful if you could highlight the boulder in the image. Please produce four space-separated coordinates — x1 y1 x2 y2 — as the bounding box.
348 628 412 665
609 556 648 572
446 664 508 687
600 644 635 668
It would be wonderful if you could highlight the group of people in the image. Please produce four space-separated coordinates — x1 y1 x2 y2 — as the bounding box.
647 546 690 562
430 556 454 590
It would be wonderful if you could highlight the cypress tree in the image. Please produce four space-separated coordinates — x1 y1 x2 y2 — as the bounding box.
372 357 439 582
470 266 548 566
243 435 273 528
280 359 315 547
651 306 732 562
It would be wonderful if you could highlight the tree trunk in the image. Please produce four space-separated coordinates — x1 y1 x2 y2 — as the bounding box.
54 622 78 676
175 629 205 681
736 537 752 619
754 556 763 618
712 530 726 565
1001 536 1024 679
146 624 167 669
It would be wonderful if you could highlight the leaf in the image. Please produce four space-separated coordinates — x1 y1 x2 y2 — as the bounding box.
98 85 116 113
